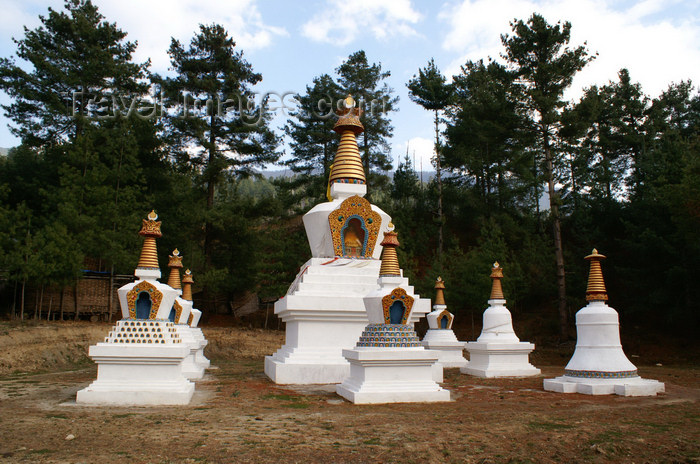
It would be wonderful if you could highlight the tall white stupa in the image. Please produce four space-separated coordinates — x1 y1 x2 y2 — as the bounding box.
336 226 449 404
544 249 665 396
265 96 429 384
421 277 469 370
77 211 194 405
462 262 540 378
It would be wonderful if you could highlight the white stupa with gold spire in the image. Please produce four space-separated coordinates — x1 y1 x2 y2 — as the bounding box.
336 225 448 404
166 250 206 379
462 262 540 378
265 96 429 384
544 249 664 396
421 277 468 369
181 269 210 369
77 211 195 405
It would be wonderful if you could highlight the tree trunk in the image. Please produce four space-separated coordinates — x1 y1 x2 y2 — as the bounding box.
59 286 65 321
73 283 80 321
47 295 53 321
33 287 39 320
108 265 115 322
434 109 444 265
20 279 26 321
543 130 568 338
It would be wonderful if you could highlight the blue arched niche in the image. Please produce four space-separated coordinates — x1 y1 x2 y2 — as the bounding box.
389 300 406 324
135 292 152 319
341 215 369 257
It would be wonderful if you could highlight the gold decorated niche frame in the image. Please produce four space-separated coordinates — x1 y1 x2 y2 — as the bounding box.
173 300 183 324
328 195 381 258
126 280 163 320
381 287 414 325
437 310 454 329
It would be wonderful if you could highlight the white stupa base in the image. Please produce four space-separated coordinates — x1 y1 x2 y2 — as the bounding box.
544 375 664 396
175 326 205 379
462 341 540 378
266 258 430 385
422 329 469 369
76 344 194 405
335 348 450 404
190 328 211 369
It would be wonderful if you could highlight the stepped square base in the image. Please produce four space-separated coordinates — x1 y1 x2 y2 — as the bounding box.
463 341 540 378
264 353 351 385
76 344 194 405
422 330 468 369
336 348 450 404
191 328 211 369
544 375 665 396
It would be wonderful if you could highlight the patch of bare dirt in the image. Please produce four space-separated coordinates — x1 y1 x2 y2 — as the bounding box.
0 323 697 463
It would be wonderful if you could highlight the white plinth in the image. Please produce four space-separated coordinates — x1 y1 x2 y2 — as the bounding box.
462 341 540 377
175 325 205 379
422 329 469 369
544 375 665 396
191 327 210 369
335 348 450 404
265 258 429 385
76 344 194 405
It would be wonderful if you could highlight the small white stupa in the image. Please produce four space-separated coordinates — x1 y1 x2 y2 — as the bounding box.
462 262 540 378
182 269 210 370
336 226 449 404
77 211 194 405
422 277 468 370
166 250 205 379
544 249 665 396
266 96 427 385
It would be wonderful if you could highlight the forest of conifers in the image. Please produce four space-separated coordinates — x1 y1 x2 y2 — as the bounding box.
0 1 698 338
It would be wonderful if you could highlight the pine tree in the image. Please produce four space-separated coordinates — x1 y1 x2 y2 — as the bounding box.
502 13 594 338
407 58 453 263
0 0 148 146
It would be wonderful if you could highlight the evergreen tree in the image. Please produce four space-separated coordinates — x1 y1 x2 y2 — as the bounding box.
0 0 148 146
157 23 280 277
336 51 397 182
407 58 453 263
502 13 594 338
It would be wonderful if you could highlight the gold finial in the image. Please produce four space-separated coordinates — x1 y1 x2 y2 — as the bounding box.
585 248 608 301
136 210 162 269
181 269 194 301
490 262 505 300
379 227 401 277
435 276 446 305
167 249 184 289
329 95 366 186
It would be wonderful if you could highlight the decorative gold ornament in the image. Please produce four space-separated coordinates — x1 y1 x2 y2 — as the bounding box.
173 300 183 324
585 248 608 301
434 276 446 305
187 313 194 326
328 95 366 185
182 269 194 301
137 210 162 269
167 249 183 289
328 195 381 258
378 226 401 276
381 287 414 325
126 280 163 320
490 262 505 300
436 309 454 329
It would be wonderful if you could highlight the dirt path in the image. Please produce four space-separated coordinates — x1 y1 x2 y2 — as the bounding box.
0 324 698 463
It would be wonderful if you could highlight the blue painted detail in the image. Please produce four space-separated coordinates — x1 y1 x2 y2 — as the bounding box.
168 308 176 322
135 292 152 319
389 301 405 324
440 317 448 329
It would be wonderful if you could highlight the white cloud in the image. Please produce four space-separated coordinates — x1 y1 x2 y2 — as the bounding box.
395 136 436 172
96 0 287 73
439 0 700 99
301 0 421 45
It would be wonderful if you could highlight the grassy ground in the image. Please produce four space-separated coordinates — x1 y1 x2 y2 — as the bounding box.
0 323 698 463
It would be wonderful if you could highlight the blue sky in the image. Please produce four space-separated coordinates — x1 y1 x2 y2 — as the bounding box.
1 0 699 171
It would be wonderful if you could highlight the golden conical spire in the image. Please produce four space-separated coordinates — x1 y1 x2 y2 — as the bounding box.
585 248 608 301
167 249 183 289
136 210 162 270
490 262 505 300
379 223 400 277
434 276 446 305
182 269 194 301
328 95 366 186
